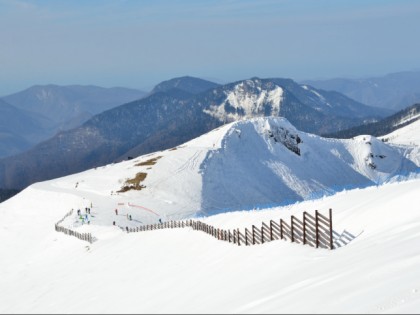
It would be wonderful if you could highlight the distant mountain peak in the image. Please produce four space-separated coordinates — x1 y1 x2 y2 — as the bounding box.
204 79 284 122
151 76 219 95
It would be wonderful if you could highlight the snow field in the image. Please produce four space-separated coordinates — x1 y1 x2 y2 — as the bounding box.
1 179 420 313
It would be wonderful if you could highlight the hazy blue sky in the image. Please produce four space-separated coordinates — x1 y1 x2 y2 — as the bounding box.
1 0 420 95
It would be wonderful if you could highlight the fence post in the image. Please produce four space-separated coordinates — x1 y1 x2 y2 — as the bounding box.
237 229 241 246
261 225 265 244
244 228 247 246
270 220 273 241
315 210 319 249
303 212 307 245
280 219 283 240
291 216 295 243
329 208 333 250
252 225 256 245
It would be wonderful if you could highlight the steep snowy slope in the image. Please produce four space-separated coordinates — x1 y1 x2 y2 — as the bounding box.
380 119 420 167
16 117 418 230
199 118 417 215
381 118 420 146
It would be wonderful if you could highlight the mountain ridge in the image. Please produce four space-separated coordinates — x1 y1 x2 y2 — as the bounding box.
325 103 420 139
302 70 420 111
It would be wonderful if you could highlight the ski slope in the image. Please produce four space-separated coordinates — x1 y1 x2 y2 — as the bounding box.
0 117 419 313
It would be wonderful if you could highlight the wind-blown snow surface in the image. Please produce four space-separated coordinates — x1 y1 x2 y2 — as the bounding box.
0 117 419 313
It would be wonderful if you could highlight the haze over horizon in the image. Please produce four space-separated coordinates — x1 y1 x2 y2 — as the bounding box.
1 0 420 96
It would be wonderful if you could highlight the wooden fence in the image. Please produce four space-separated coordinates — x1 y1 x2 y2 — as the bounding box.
123 209 334 250
54 209 93 244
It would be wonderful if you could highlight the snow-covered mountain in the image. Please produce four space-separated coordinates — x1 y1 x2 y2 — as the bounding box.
0 117 419 313
201 78 388 130
11 117 417 223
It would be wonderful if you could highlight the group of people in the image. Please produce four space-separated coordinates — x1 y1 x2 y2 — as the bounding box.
114 209 132 220
74 203 166 229
77 208 91 216
113 208 163 229
76 203 94 225
77 208 92 225
113 208 133 226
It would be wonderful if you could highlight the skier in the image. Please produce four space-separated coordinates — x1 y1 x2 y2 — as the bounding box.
113 221 116 226
129 214 132 221
159 218 163 224
115 209 118 215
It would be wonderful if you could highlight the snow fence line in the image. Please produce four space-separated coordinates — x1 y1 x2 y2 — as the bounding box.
122 209 335 250
55 209 93 244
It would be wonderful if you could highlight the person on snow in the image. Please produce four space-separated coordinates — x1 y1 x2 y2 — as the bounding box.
115 209 118 215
